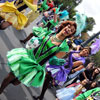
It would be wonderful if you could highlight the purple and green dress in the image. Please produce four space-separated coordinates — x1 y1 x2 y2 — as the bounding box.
46 51 85 85
7 35 69 87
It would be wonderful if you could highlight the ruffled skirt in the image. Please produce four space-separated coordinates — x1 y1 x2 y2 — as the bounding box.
7 48 46 87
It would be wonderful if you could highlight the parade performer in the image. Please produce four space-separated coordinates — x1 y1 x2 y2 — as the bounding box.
20 10 69 44
37 4 64 29
0 0 39 30
46 48 89 86
0 21 77 95
23 10 69 49
36 4 66 27
45 4 63 29
37 8 68 27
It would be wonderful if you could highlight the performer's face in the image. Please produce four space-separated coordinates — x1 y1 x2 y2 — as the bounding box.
60 24 76 37
80 48 89 57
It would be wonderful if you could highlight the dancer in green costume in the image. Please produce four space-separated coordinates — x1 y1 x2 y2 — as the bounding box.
0 21 77 95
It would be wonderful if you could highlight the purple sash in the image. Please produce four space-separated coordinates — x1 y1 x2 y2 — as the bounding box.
46 51 79 85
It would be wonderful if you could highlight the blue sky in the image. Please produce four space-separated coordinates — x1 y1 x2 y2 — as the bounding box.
75 0 100 36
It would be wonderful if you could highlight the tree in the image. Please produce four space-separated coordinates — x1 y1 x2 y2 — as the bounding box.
81 32 90 41
82 17 96 33
53 0 82 10
81 17 96 40
91 50 100 67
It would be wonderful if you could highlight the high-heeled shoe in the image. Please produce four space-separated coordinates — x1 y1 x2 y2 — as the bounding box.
33 96 43 100
20 40 26 44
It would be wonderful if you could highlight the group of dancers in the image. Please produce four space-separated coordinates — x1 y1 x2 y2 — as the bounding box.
0 0 100 100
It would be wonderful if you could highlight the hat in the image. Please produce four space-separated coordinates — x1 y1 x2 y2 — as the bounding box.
59 10 69 20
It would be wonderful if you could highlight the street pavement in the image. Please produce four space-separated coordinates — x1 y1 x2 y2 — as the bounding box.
0 15 56 100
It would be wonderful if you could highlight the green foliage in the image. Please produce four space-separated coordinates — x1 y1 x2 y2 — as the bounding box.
91 50 100 67
53 0 82 10
82 17 96 33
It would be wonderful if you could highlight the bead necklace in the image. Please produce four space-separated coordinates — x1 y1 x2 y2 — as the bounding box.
52 35 63 42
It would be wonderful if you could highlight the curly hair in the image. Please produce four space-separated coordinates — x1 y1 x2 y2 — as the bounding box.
57 20 77 37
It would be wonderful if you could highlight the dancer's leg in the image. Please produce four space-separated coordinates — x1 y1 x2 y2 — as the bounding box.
0 21 11 30
36 74 53 100
46 22 52 30
11 78 21 86
0 16 3 22
20 33 33 44
0 72 16 94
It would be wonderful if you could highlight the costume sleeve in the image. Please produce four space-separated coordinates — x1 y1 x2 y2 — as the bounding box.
79 58 85 64
49 56 66 66
55 4 63 14
58 40 69 52
26 36 42 49
72 50 85 64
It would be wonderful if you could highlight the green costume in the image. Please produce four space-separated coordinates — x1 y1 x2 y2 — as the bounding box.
76 87 100 100
32 26 54 38
7 35 69 87
49 19 59 28
39 0 49 12
44 4 63 29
